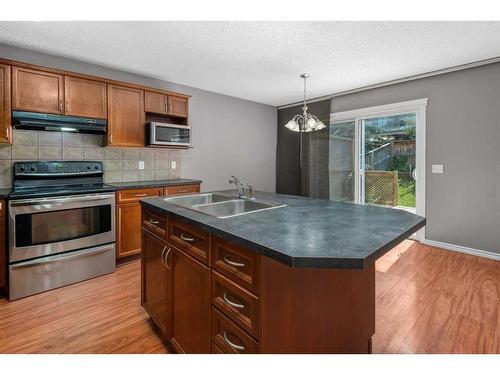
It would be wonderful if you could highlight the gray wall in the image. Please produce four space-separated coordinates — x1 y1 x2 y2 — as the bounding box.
331 63 500 254
0 44 277 192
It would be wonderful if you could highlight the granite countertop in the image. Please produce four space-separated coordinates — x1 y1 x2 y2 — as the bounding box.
108 179 202 190
0 188 11 198
140 190 426 270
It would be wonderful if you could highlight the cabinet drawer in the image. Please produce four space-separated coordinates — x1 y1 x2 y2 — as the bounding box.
212 237 260 294
169 217 210 265
212 307 259 354
164 184 199 196
117 187 163 203
142 209 168 238
212 271 259 339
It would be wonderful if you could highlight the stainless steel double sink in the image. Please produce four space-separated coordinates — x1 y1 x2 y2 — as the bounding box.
163 193 286 219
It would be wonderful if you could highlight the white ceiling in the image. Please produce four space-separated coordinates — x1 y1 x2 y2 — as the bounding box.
1 21 500 106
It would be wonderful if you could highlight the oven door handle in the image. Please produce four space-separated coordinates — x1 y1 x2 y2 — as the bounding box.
10 193 115 207
9 244 114 270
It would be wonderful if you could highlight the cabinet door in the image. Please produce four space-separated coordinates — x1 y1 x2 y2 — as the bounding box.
0 200 5 288
141 229 171 337
0 64 11 144
167 95 188 118
12 66 64 114
170 247 211 353
107 84 145 147
64 76 107 119
145 91 168 115
116 203 142 258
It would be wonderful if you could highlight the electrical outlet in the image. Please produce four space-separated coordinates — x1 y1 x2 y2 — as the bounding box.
171 160 176 170
138 161 145 170
432 164 444 174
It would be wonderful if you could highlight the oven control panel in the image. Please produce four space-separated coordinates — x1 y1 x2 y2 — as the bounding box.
14 161 103 176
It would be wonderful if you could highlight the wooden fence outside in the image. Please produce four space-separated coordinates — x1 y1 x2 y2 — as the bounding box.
365 170 398 206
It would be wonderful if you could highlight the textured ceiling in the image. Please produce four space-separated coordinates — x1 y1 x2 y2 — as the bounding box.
1 21 500 106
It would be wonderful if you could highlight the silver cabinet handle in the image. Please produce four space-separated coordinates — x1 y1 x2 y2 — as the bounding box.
160 246 167 267
223 255 245 268
223 331 245 351
223 293 245 309
135 193 148 197
180 234 195 242
164 248 172 270
148 219 160 225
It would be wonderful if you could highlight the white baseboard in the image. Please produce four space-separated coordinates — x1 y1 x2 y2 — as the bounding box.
421 239 500 261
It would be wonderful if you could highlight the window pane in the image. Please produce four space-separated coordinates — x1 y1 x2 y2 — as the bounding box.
329 121 355 202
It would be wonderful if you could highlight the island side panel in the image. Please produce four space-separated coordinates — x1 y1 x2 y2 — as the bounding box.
260 256 375 354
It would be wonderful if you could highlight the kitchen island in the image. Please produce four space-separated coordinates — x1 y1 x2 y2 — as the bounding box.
139 191 425 354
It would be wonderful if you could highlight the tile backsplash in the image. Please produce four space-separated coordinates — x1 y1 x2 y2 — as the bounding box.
0 130 181 188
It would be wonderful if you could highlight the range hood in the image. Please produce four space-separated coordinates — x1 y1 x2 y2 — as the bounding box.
12 111 107 134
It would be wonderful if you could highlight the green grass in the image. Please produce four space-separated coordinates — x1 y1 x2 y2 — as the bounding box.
397 177 415 208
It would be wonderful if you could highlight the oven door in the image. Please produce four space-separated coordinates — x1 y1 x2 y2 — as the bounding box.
9 193 115 263
149 123 191 146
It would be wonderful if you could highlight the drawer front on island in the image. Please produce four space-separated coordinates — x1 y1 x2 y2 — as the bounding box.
212 236 260 295
142 209 168 239
211 270 259 339
169 217 210 265
211 307 259 354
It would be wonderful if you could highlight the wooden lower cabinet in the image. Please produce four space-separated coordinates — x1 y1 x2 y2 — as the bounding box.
117 203 143 258
0 200 5 289
116 184 199 259
170 246 211 353
141 229 172 336
141 207 375 354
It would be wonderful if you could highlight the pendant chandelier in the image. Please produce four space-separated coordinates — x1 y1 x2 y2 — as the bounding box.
284 73 326 132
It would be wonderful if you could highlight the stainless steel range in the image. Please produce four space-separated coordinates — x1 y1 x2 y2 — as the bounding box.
8 161 116 300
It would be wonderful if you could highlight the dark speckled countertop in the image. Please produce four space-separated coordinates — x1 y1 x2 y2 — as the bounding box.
140 190 425 269
108 179 202 190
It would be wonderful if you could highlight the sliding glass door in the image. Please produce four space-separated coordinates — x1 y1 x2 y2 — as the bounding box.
360 113 416 213
328 99 426 239
328 121 357 203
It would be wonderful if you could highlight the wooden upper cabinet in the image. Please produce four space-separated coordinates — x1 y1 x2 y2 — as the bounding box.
145 91 168 115
0 64 11 144
12 66 64 114
107 84 145 147
167 95 188 118
64 76 107 119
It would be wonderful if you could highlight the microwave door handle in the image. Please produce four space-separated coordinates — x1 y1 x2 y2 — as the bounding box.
10 193 115 207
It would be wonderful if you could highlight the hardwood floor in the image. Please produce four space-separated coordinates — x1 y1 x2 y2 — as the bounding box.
0 261 169 354
374 240 500 353
0 240 498 353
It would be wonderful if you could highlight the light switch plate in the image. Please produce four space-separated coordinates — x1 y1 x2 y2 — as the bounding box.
171 161 176 170
432 164 444 174
138 161 145 170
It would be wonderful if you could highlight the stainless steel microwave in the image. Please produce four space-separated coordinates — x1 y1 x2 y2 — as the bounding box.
146 122 191 146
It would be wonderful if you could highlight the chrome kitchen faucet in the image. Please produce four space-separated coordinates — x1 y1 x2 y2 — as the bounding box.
229 175 255 199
